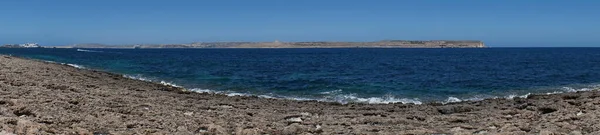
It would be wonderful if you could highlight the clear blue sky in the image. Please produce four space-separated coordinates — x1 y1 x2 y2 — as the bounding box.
0 0 598 47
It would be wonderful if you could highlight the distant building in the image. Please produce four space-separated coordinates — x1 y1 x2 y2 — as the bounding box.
20 43 41 48
1 43 42 48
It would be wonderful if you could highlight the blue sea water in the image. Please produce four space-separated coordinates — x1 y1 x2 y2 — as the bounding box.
1 48 600 104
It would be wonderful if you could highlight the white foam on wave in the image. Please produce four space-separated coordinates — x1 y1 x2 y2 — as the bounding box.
561 86 598 93
43 60 59 64
349 96 423 104
160 81 182 88
187 88 259 97
123 74 153 82
442 94 510 104
322 93 423 104
122 74 600 105
40 60 85 69
256 94 277 99
148 84 596 104
440 85 600 104
66 63 85 69
443 93 533 104
506 93 531 99
444 97 463 103
536 85 600 96
186 85 594 105
317 89 424 104
76 49 103 53
319 89 342 94
123 74 182 88
188 88 422 104
187 88 215 93
226 93 247 97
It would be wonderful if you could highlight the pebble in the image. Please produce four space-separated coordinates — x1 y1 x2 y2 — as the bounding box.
288 117 303 122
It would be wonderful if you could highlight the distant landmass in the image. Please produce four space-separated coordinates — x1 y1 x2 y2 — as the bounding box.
3 40 486 48
0 43 42 48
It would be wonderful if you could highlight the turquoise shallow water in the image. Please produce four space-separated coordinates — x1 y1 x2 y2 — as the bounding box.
2 48 600 104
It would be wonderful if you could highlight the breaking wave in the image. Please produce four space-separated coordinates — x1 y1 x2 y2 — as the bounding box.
65 63 85 69
187 84 599 104
441 85 600 104
187 88 423 104
118 76 425 104
123 74 182 88
121 74 600 104
40 60 86 69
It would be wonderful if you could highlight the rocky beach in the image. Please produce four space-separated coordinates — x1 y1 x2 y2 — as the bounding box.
1 55 599 135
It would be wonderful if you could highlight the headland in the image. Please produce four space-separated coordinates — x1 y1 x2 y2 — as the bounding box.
45 40 486 49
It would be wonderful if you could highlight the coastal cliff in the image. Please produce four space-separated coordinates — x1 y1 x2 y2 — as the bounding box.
63 40 485 49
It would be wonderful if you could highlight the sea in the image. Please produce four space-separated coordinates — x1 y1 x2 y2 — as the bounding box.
1 48 600 104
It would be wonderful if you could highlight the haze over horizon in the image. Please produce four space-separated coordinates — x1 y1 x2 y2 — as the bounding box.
1 0 599 47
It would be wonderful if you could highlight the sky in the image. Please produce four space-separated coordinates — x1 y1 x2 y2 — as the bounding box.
0 0 598 47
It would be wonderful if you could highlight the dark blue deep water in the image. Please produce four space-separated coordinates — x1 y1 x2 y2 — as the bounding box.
2 48 600 104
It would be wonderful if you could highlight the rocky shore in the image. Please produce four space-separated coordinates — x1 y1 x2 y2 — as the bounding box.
0 55 598 134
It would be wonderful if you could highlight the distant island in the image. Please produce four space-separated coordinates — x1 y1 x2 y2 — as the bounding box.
3 40 486 48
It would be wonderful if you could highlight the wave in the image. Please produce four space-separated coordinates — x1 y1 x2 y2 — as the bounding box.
121 74 600 104
123 74 182 88
562 85 599 92
76 49 103 53
441 85 600 104
319 89 343 94
188 88 423 104
333 95 423 104
40 60 86 69
319 92 422 104
186 84 600 105
65 63 85 69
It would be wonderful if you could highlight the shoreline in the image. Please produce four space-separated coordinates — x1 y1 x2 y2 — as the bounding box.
20 54 595 105
1 55 599 134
